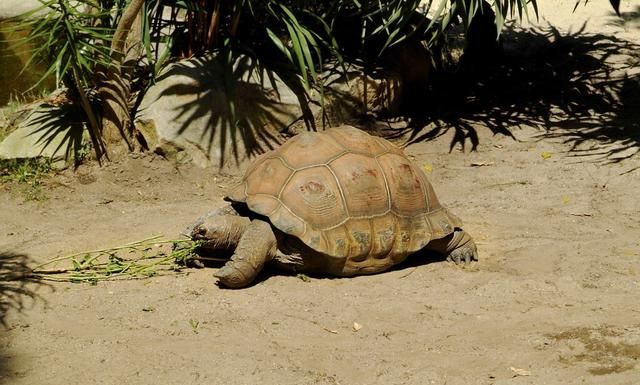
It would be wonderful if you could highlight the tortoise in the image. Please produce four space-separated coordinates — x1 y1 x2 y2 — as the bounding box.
187 125 477 288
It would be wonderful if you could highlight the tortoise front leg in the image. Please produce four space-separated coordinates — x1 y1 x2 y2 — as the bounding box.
214 219 277 288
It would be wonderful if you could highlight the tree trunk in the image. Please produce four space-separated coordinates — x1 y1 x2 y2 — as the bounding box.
98 0 146 157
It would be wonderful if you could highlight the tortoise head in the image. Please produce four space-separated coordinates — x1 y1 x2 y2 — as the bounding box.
189 215 251 250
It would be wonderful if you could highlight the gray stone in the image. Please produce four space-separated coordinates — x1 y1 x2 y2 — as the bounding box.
0 57 406 169
312 68 402 126
135 55 402 169
0 0 44 19
135 55 305 170
0 104 83 166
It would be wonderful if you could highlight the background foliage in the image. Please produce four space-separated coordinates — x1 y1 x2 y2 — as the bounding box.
7 0 623 163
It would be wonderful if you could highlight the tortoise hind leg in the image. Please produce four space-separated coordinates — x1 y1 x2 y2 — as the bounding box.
426 230 478 264
215 219 277 288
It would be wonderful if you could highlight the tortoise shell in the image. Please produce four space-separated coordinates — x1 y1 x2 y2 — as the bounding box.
227 125 463 274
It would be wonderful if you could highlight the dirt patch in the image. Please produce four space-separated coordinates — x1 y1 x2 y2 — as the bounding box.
549 325 640 375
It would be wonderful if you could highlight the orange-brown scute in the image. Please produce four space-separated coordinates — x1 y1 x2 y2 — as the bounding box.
226 125 463 275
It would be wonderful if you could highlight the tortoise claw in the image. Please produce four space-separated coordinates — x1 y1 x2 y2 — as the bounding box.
215 264 250 288
447 246 477 265
190 258 206 268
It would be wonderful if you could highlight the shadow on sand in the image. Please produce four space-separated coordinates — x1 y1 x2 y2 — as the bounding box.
389 22 640 166
0 251 48 383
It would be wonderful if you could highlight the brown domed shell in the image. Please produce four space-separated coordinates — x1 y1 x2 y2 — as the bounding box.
227 126 462 272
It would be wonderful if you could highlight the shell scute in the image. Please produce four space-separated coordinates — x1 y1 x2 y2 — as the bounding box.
329 153 389 217
343 218 373 261
326 126 388 156
280 166 347 230
324 226 349 257
370 213 397 259
408 215 433 251
377 153 429 216
279 131 345 168
245 157 292 197
246 194 281 217
269 204 306 238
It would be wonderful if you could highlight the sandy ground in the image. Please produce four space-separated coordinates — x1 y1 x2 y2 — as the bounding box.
1 2 640 385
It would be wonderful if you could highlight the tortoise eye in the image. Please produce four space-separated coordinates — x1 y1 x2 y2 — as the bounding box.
196 227 207 237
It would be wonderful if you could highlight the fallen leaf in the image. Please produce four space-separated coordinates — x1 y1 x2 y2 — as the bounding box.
189 319 199 334
470 161 494 167
562 195 571 204
352 322 362 332
510 367 531 377
541 151 552 160
422 164 433 173
296 273 310 282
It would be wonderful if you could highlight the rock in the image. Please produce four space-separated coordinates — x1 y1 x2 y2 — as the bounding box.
0 103 84 167
381 39 433 113
321 68 402 119
0 56 404 169
0 0 42 19
278 69 402 137
0 52 415 169
135 55 301 171
135 54 403 169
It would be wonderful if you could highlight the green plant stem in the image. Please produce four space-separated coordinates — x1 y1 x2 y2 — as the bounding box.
31 235 166 271
72 65 107 163
28 235 227 283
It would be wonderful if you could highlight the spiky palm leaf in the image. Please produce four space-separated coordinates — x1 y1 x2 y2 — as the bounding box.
6 0 120 161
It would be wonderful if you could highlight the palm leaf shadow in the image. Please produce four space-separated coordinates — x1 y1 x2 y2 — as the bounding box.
391 22 640 163
153 54 316 166
0 251 49 382
22 102 86 163
0 251 48 327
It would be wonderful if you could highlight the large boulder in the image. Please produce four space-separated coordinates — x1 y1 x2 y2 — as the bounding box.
135 55 402 170
0 0 42 19
135 56 300 170
0 53 416 168
0 103 83 166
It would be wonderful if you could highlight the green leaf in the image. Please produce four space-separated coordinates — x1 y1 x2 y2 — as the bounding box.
283 19 309 88
266 27 293 63
426 0 450 33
